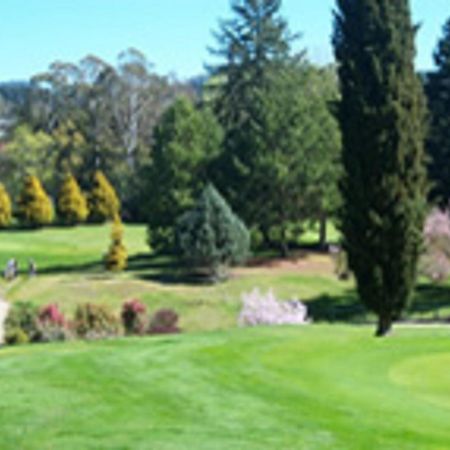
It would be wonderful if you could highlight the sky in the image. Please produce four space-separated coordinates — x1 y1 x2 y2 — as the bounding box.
0 0 449 82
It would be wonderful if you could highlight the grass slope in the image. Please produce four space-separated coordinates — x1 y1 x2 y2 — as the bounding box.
0 326 448 449
1 225 449 332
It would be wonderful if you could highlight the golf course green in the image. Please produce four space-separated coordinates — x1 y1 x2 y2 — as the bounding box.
0 325 448 449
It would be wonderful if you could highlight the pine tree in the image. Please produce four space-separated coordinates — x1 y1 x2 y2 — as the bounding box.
57 173 89 225
88 171 120 223
145 97 223 252
17 174 54 227
105 214 128 271
209 0 299 226
333 0 428 336
176 184 250 281
425 18 450 203
0 183 12 228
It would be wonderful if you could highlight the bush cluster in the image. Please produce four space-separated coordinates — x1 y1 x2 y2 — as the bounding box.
0 170 119 228
4 300 180 346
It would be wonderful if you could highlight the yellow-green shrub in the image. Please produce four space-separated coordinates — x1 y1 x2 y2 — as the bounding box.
105 215 128 271
0 183 12 227
88 171 120 223
57 173 89 225
16 174 54 227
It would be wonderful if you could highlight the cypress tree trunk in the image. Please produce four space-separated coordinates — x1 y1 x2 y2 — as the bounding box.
333 0 428 337
375 313 393 337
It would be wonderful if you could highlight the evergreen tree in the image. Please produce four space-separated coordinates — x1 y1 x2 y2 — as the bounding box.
333 0 428 336
57 173 89 225
88 171 120 223
145 97 223 252
209 0 299 226
0 183 12 228
245 62 342 255
16 174 54 227
425 18 450 203
176 184 250 281
105 214 128 271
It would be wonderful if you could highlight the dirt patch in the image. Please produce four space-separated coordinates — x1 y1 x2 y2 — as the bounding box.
235 250 335 276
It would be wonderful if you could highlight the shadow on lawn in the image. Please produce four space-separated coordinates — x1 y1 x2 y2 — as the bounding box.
412 284 450 320
307 283 450 323
37 260 102 275
307 291 370 323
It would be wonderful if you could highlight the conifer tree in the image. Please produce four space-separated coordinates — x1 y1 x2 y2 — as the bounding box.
57 173 89 225
17 174 54 227
0 183 12 228
333 0 428 336
145 97 223 252
105 214 127 271
209 0 298 226
176 184 250 281
88 171 120 223
425 17 450 203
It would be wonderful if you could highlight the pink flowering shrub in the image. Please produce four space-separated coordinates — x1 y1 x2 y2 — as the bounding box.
39 304 65 326
37 303 71 342
421 208 450 282
121 299 147 335
238 289 310 327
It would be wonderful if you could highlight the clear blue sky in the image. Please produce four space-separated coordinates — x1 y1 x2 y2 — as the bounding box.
0 0 448 82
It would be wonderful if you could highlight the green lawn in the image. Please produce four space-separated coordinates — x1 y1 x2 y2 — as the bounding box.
1 225 449 332
0 224 148 271
0 326 448 449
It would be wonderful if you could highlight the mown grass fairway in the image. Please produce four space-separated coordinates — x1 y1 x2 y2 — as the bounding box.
0 326 448 450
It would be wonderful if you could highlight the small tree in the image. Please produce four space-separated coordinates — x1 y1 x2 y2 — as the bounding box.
89 171 120 223
0 183 12 227
176 184 250 281
16 174 54 227
57 173 89 225
105 214 127 271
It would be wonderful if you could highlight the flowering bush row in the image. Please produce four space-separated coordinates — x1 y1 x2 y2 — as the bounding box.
4 300 180 346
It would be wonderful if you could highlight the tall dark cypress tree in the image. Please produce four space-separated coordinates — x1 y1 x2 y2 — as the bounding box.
425 18 450 204
333 0 428 336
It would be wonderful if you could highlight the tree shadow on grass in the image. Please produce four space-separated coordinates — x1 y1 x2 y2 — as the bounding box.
307 283 450 324
307 290 370 323
411 284 450 320
36 260 102 275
